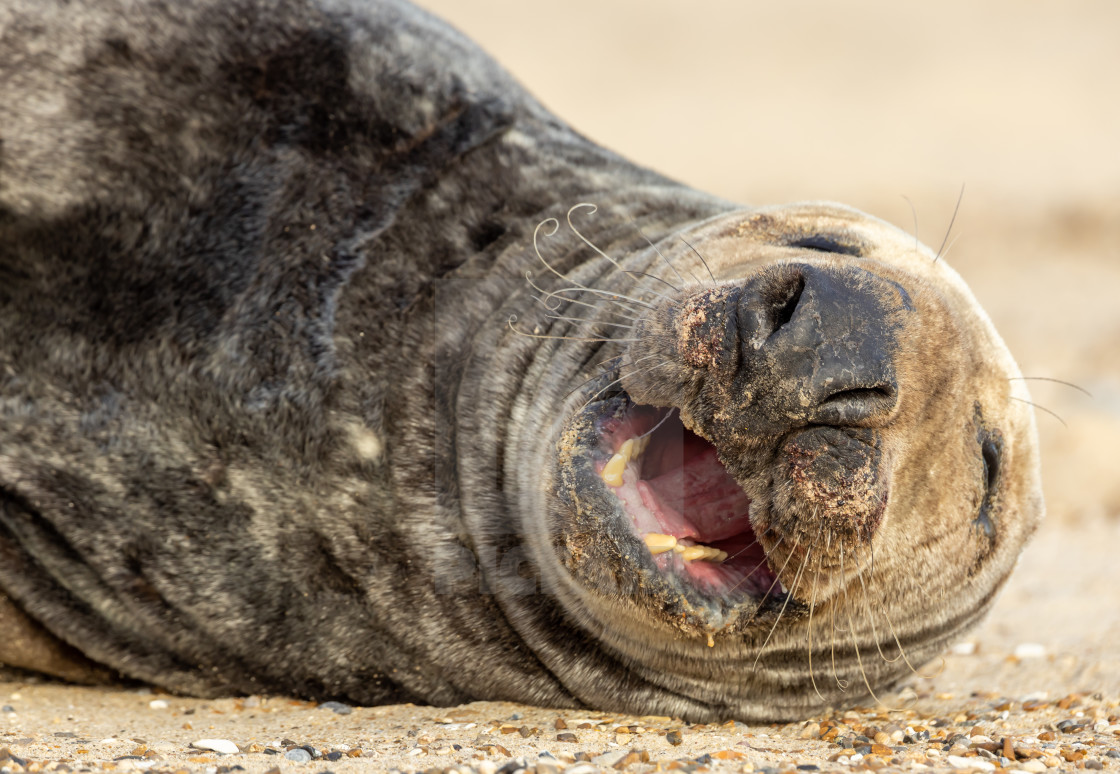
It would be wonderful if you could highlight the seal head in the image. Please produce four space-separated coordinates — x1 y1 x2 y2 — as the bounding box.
519 203 1042 719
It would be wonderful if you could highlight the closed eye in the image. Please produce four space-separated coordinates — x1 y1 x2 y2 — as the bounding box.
787 234 864 257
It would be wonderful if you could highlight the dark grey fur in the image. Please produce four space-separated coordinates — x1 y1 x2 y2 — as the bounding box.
0 0 732 707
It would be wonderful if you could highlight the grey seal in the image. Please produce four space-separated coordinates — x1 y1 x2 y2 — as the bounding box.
0 0 1043 720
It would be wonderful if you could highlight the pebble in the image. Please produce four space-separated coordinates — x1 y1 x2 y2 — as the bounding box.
1018 760 1047 772
947 755 995 770
477 762 497 774
148 699 168 709
191 739 239 755
283 748 312 762
590 750 628 767
563 765 596 774
317 701 352 715
666 729 683 745
950 641 977 656
800 723 821 739
1013 643 1047 659
534 759 562 774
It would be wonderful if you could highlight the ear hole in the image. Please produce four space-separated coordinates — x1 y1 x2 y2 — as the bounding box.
973 430 1003 540
981 434 1002 495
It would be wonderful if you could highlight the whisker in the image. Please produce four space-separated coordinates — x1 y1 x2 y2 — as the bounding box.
627 269 681 295
752 522 822 669
537 283 653 314
841 538 889 710
576 360 674 413
807 549 826 703
829 530 848 691
900 194 920 253
526 272 640 320
545 315 635 331
742 530 803 627
560 353 661 403
630 218 689 288
566 203 675 303
935 232 964 264
532 220 653 313
850 540 901 665
531 293 639 322
1010 395 1068 427
932 183 965 264
635 406 677 441
679 236 717 283
1008 376 1092 398
508 315 638 343
722 529 780 591
862 540 944 681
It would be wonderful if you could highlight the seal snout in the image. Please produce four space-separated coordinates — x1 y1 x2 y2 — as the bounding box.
728 262 903 436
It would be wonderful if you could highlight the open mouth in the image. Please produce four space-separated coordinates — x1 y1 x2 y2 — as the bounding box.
587 396 781 603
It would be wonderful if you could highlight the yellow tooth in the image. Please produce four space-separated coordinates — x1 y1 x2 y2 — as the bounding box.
711 549 728 563
644 533 677 554
601 453 627 487
618 438 635 462
680 546 708 562
673 543 687 553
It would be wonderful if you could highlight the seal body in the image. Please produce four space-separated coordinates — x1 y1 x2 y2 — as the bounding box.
0 0 1043 720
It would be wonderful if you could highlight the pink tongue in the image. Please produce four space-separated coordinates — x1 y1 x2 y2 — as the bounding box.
636 446 751 541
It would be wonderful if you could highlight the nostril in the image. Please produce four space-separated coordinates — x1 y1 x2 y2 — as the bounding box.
766 272 806 336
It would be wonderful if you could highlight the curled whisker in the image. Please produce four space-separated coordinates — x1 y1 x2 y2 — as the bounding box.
533 218 569 282
566 203 675 304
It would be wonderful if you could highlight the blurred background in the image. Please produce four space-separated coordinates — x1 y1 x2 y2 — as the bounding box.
422 0 1119 689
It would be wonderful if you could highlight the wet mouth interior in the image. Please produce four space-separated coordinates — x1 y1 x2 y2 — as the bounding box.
595 403 779 599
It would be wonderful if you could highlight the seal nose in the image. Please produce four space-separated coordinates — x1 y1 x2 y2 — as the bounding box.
735 263 903 433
